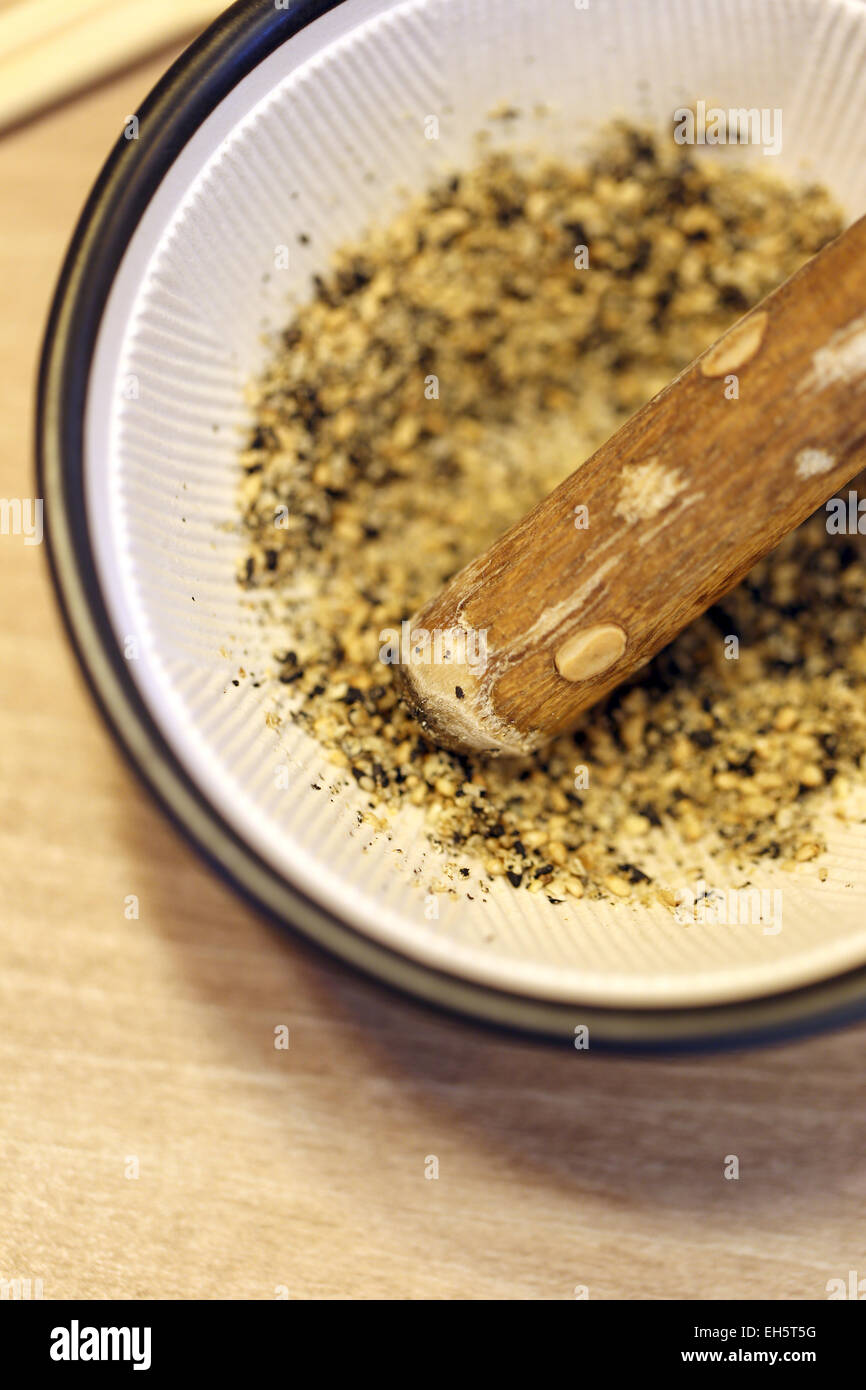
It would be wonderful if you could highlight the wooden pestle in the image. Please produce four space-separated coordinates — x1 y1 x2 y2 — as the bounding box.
398 212 866 755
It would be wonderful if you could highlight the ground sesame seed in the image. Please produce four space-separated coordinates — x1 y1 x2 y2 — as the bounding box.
238 122 850 904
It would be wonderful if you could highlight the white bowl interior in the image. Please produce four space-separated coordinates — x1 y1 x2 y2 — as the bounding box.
84 0 866 1008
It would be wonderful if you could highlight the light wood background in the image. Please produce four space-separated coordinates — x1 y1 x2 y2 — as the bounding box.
1 43 866 1304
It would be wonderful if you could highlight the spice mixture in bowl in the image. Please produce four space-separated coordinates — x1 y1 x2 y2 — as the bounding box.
42 0 866 1043
237 123 852 907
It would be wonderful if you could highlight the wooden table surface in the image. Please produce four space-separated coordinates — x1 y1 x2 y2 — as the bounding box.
1 48 865 1304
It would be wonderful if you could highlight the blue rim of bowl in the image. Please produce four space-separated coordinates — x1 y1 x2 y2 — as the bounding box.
35 0 866 1050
